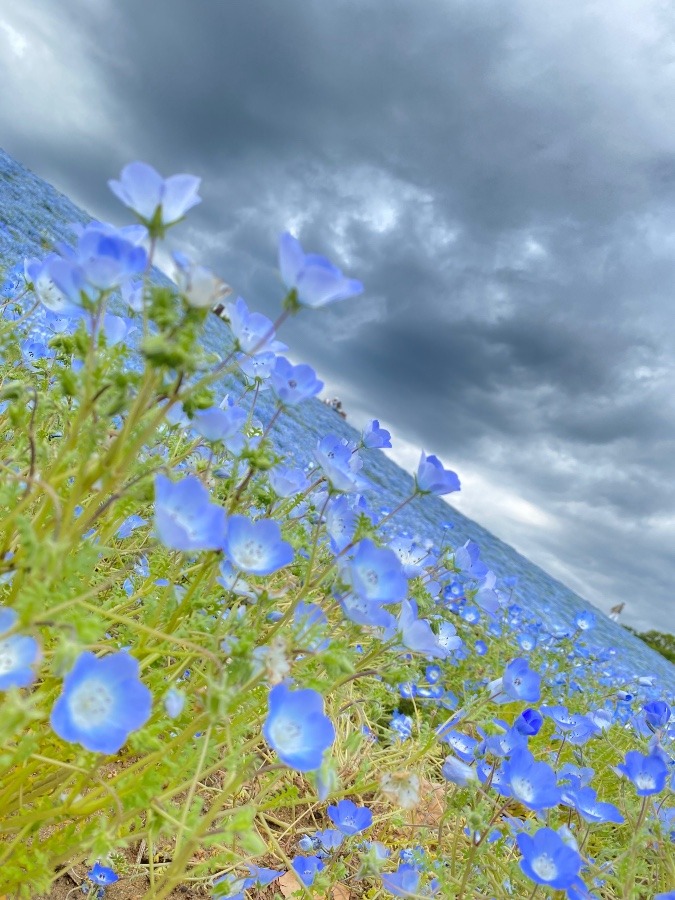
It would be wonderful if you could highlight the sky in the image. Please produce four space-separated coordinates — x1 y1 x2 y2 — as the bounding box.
0 0 674 633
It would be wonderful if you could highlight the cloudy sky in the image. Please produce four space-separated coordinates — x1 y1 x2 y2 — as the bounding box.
1 0 674 632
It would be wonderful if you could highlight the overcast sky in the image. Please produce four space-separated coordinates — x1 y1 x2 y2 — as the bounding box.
1 0 674 632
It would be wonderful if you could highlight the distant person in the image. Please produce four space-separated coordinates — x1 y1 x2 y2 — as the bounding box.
608 602 625 622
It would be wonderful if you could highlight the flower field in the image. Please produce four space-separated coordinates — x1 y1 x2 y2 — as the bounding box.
0 152 672 899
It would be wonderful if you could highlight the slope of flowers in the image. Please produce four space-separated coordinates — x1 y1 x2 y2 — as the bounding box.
0 161 672 900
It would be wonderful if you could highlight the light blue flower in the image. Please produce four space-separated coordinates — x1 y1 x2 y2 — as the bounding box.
51 651 152 753
415 451 460 496
154 474 226 552
343 539 407 604
616 750 669 795
441 754 477 787
0 607 39 690
164 688 185 719
279 232 363 308
191 405 247 453
290 855 324 886
501 658 541 703
517 827 582 890
227 296 287 355
315 434 370 493
503 748 561 811
362 419 392 449
271 356 324 405
172 251 231 309
109 161 201 230
222 515 293 576
328 799 373 835
263 683 335 771
381 862 420 897
87 863 119 887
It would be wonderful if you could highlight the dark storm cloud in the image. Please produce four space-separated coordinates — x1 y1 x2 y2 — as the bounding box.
1 0 674 631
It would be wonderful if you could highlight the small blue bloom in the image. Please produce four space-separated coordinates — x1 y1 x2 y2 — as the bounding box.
164 688 185 719
109 162 201 229
222 515 294 576
574 610 596 631
343 539 407 604
503 748 561 811
191 405 247 452
269 465 310 498
290 855 324 886
563 786 624 824
362 419 392 449
245 865 285 887
415 451 460 496
397 599 448 659
87 863 119 886
616 750 669 796
0 608 39 690
389 710 413 741
514 708 543 737
315 434 370 493
51 651 152 754
154 475 226 551
227 296 287 355
328 799 373 835
279 232 363 308
517 827 581 890
441 754 478 787
381 862 420 897
644 700 671 729
271 356 324 405
116 515 146 539
263 683 335 771
501 658 541 703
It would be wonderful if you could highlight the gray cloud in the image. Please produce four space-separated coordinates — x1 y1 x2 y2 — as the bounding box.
1 0 675 631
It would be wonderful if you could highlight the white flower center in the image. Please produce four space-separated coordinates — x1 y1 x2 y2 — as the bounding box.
236 539 266 568
635 772 655 791
69 679 114 727
270 717 303 752
531 853 557 882
0 639 19 675
511 776 535 803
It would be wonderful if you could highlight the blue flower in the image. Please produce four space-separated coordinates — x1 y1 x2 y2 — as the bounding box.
51 651 152 753
263 683 335 771
314 434 370 493
222 515 293 576
389 710 413 741
226 296 287 355
325 495 357 551
271 356 324 405
269 465 310 498
154 475 226 551
502 658 541 703
328 799 373 835
415 452 460 496
87 863 119 886
164 688 185 719
191 405 247 453
290 855 324 886
502 748 561 811
441 754 478 787
245 865 285 887
397 599 449 659
381 862 420 897
109 162 201 230
172 251 231 309
362 419 392 449
0 607 39 690
616 750 669 796
279 232 363 308
116 514 146 539
343 539 407 604
61 222 147 291
574 610 596 631
643 700 671 729
517 827 581 890
563 786 624 824
514 708 543 736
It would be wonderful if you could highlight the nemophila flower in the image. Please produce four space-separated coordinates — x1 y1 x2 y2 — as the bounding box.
342 539 407 604
87 863 119 887
271 356 324 405
437 727 478 763
328 799 373 835
263 683 335 771
291 855 324 886
116 514 146 539
514 708 544 737
436 621 463 654
60 222 147 291
51 651 152 754
454 539 489 580
390 710 414 741
279 232 363 308
154 475 226 552
502 658 541 703
415 451 460 496
381 862 420 897
172 251 231 308
574 610 596 631
503 748 561 811
644 700 671 729
164 688 185 719
475 639 488 656
517 827 582 890
227 295 287 355
222 515 293 576
237 349 276 382
389 537 428 579
109 161 201 231
563 786 624 824
441 754 478 787
191 405 247 453
483 722 528 758
616 750 669 795
245 865 285 888
25 254 79 313
397 599 449 659
0 607 39 690
340 593 397 629
517 631 538 652
313 828 344 853
315 433 369 492
362 419 392 449
325 495 357 551
212 873 248 899
269 465 310 498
